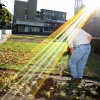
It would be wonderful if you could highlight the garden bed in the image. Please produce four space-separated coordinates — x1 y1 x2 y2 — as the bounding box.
0 71 100 100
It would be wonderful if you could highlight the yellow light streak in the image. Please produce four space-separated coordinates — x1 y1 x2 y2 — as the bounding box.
5 10 89 100
0 7 87 94
29 12 92 99
1 6 92 100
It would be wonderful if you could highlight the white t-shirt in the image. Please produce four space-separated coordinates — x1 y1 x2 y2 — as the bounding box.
68 28 90 48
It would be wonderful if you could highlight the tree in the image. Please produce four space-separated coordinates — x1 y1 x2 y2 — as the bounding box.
0 8 12 28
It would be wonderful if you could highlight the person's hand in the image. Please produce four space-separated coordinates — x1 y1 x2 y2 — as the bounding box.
88 35 92 43
70 47 74 54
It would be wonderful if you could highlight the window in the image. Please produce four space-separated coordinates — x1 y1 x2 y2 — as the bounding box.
46 12 49 15
63 15 65 18
25 8 27 14
52 13 54 16
44 12 45 15
78 1 81 7
24 15 27 19
59 14 61 17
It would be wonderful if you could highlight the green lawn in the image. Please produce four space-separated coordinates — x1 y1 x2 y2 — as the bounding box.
0 35 100 78
10 34 47 39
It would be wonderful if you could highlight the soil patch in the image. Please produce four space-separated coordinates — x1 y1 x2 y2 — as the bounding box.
0 71 100 100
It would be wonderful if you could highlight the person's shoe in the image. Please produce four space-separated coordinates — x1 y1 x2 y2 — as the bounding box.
77 78 82 83
67 78 78 83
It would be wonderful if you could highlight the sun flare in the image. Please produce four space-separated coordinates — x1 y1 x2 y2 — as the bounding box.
83 0 100 12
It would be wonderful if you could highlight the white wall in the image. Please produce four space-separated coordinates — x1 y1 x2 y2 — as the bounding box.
2 29 12 34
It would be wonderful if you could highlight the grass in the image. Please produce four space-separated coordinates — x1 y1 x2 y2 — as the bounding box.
0 41 38 52
10 34 47 40
0 41 38 70
85 53 100 77
0 34 100 78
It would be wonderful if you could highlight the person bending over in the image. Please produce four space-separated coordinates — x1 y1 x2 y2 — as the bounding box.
68 28 92 83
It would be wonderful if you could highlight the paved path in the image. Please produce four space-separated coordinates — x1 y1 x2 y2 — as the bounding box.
0 34 11 44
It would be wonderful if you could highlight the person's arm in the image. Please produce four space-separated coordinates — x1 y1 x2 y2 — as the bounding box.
82 29 92 43
69 47 74 55
87 34 92 43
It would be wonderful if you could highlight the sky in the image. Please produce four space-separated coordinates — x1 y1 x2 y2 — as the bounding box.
2 0 100 20
1 0 75 19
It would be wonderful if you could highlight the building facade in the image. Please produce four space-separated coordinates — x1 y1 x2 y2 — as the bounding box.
40 9 66 21
14 0 45 33
13 0 67 34
14 0 37 21
36 9 67 33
